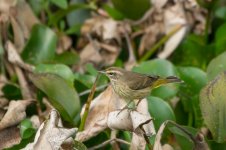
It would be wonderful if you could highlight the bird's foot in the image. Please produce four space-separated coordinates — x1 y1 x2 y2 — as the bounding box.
117 105 137 116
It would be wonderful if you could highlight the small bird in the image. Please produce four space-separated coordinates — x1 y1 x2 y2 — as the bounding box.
99 67 182 109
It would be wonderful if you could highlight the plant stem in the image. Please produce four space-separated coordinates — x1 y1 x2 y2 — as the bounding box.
79 74 100 131
139 25 183 63
204 10 211 44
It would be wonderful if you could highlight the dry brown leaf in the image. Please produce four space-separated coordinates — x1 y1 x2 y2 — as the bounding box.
0 0 39 51
30 115 41 129
0 108 6 120
130 133 146 150
0 75 7 97
15 0 39 34
57 35 72 54
0 0 17 14
23 109 77 150
76 86 117 142
0 126 21 149
0 98 8 108
107 99 155 136
79 42 103 66
158 2 187 58
81 17 122 42
0 100 34 131
6 41 34 71
76 86 155 149
79 16 131 67
153 121 168 150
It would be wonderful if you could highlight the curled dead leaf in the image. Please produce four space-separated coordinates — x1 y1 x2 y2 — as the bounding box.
0 100 35 131
22 109 77 150
76 85 155 150
0 126 21 149
6 41 34 71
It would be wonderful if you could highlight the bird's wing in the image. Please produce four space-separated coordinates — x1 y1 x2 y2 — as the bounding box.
124 72 160 90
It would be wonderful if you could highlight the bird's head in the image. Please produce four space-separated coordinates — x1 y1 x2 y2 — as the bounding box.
99 67 125 83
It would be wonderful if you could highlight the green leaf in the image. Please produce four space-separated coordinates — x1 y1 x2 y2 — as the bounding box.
50 0 68 9
73 140 87 150
169 126 197 150
133 59 180 100
74 73 95 88
215 23 226 54
21 24 57 65
34 64 75 87
2 84 22 100
112 0 151 20
200 72 226 142
147 96 175 130
49 3 93 26
20 119 36 139
53 51 80 65
209 140 226 150
177 67 207 94
175 67 207 127
207 51 226 81
215 6 226 20
66 0 91 28
103 4 125 20
30 73 80 123
171 35 207 68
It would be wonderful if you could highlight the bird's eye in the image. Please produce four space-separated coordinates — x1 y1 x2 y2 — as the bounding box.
109 72 115 76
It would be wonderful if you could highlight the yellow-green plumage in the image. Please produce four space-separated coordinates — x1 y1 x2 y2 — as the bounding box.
102 67 182 103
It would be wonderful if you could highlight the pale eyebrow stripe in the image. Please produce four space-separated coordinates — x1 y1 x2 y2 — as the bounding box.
106 70 123 75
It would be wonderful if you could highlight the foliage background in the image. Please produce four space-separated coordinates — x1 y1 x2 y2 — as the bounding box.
0 0 226 149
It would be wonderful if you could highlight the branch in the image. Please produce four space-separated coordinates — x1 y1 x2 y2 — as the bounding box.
88 138 130 150
139 25 183 62
79 74 100 131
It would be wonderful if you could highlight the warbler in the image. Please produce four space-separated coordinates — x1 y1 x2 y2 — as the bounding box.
99 67 182 108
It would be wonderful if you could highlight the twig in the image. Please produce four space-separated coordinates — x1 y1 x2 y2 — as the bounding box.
204 10 211 44
79 84 108 96
88 138 131 150
14 66 32 99
79 73 100 131
124 31 136 63
139 25 183 62
110 130 120 150
140 119 153 150
167 120 196 142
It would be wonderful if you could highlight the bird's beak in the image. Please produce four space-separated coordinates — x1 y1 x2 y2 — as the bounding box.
98 70 106 74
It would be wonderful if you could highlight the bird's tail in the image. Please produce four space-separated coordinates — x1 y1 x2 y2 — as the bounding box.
152 76 182 89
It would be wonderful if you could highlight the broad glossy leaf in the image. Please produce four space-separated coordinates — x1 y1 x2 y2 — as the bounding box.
49 3 92 26
20 119 36 139
200 72 226 142
30 73 80 123
176 67 207 127
66 0 91 27
103 4 125 20
53 51 80 65
171 34 213 69
207 51 226 81
215 23 226 54
133 59 180 100
2 84 22 100
34 64 75 87
215 6 226 20
147 96 175 130
169 126 197 150
178 67 207 94
112 0 151 20
209 141 226 150
21 24 57 65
